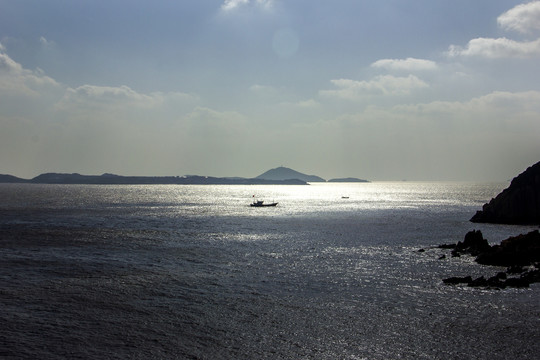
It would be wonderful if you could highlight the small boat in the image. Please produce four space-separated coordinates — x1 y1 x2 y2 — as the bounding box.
250 200 278 207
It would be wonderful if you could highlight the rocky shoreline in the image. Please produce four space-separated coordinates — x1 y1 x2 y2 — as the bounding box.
429 161 540 289
423 229 540 289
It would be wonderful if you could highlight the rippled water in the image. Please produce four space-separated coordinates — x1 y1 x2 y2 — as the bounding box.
1 182 539 359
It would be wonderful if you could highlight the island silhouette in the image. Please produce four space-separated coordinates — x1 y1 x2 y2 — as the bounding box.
0 167 369 185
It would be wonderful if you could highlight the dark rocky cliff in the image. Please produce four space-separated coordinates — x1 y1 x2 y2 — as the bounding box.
470 161 540 225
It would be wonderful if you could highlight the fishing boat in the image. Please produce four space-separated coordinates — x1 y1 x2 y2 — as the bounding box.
250 200 278 207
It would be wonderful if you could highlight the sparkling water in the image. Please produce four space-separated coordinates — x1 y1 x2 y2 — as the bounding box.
1 182 538 359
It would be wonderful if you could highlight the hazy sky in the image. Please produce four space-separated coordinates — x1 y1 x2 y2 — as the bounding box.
1 0 539 181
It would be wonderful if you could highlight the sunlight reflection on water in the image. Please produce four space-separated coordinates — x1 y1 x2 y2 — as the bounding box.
1 181 539 359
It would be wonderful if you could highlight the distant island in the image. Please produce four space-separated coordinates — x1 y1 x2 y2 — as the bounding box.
256 167 326 182
255 167 370 183
0 166 369 185
0 172 307 186
328 177 369 183
0 175 27 183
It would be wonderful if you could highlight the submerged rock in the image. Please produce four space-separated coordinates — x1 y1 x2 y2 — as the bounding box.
470 161 540 225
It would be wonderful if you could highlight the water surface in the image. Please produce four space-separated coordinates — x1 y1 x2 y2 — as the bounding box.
1 182 538 359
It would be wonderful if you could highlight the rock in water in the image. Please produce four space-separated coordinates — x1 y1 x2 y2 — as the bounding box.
470 161 540 225
458 230 491 256
475 230 540 266
439 230 540 289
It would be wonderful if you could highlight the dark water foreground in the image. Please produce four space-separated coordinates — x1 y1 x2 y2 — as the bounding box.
2 224 539 360
1 183 539 359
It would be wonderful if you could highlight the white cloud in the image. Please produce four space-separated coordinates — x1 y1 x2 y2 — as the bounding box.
222 0 249 11
448 37 540 58
0 51 59 96
449 2 540 58
39 36 55 47
0 47 198 112
371 58 438 71
0 52 23 73
55 84 199 116
497 1 540 34
320 75 429 100
60 85 154 106
221 0 274 12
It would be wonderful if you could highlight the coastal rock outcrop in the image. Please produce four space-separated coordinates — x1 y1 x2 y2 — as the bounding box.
452 229 491 257
470 161 540 225
439 230 540 289
475 230 540 267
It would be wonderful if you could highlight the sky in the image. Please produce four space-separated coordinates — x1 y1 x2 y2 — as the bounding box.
1 0 540 181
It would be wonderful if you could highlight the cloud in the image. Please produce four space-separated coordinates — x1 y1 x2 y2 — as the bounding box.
39 36 55 47
448 37 540 58
497 1 540 34
0 50 59 96
58 85 155 108
320 75 429 100
371 58 438 71
295 99 320 108
0 47 198 125
221 0 274 12
0 52 24 73
54 84 200 123
222 0 249 11
249 84 276 93
0 43 241 178
255 0 274 10
448 2 540 58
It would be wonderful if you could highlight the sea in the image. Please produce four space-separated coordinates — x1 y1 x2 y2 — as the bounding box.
0 182 539 359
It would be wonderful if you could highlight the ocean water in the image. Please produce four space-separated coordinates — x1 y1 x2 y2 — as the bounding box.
0 182 539 359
